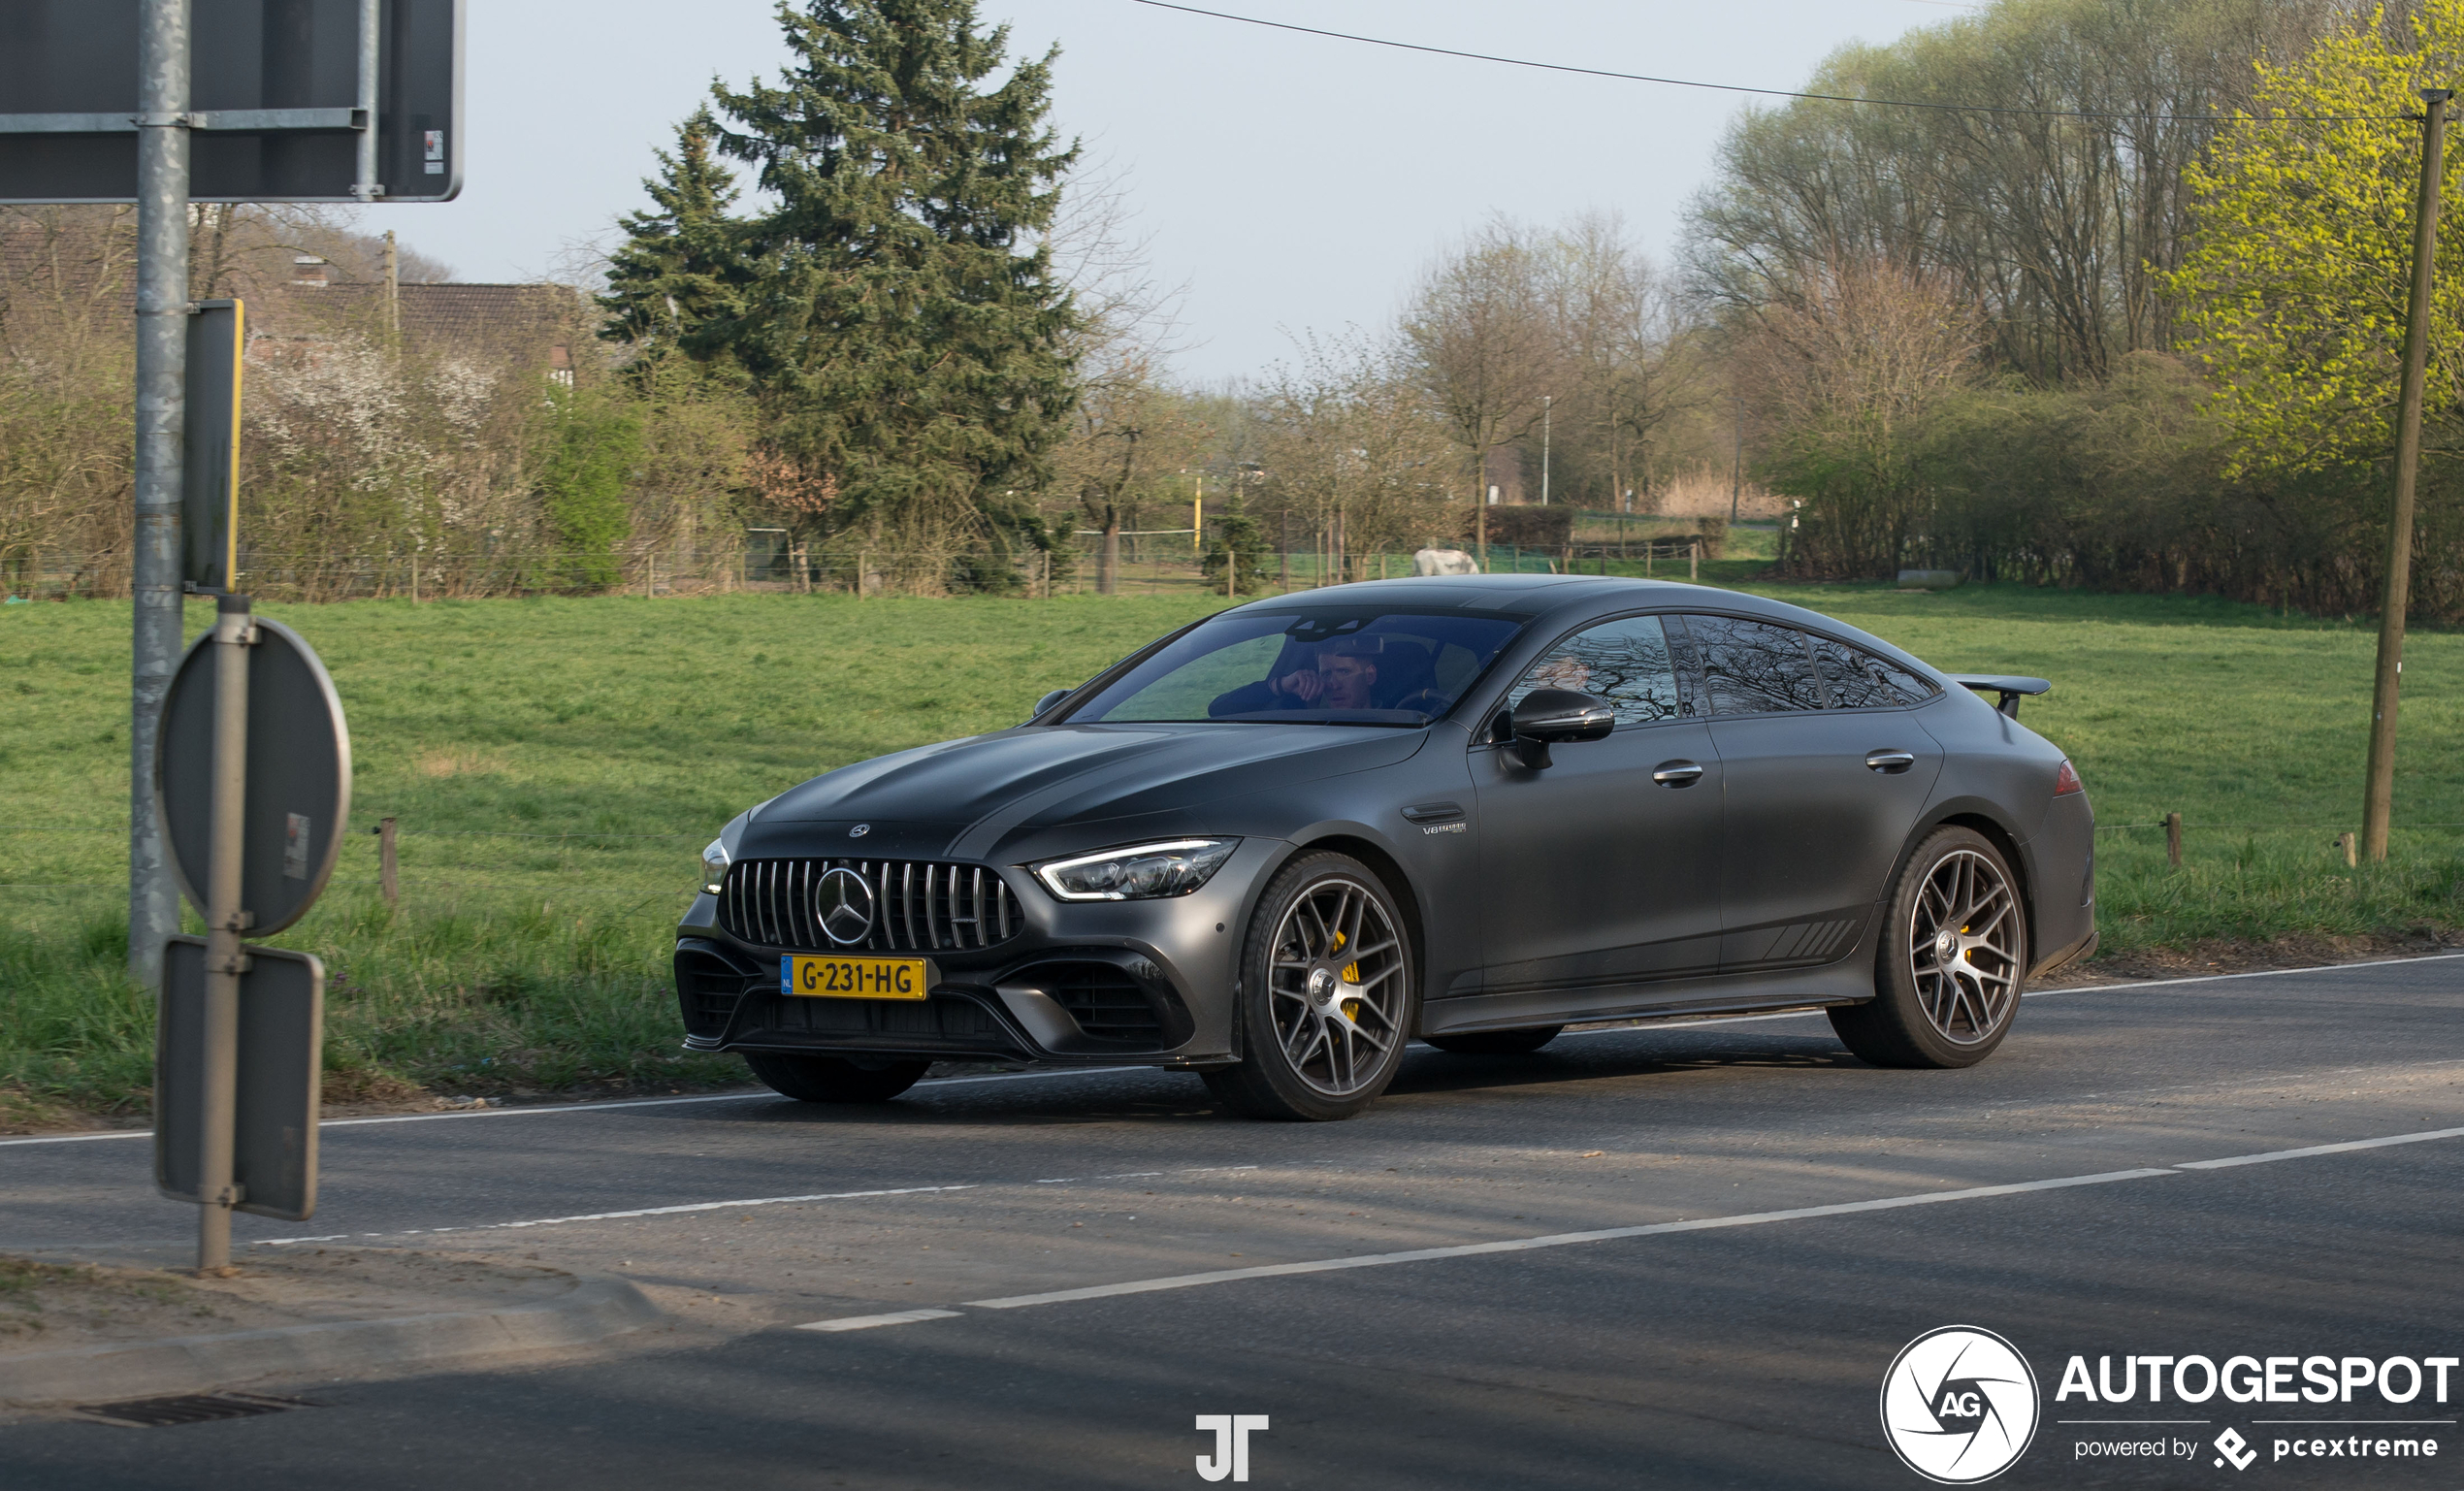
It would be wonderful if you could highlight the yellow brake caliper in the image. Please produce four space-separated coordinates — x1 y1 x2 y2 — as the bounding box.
1333 928 1363 1021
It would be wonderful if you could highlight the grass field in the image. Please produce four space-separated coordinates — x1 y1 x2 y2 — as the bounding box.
3 581 2458 1122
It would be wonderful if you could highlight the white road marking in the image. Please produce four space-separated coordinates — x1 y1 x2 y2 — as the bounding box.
245 1165 1259 1247
5 951 2459 1151
958 1168 2180 1311
0 1066 1155 1148
2174 1124 2464 1170
787 1119 2464 1331
797 1309 963 1333
253 1183 981 1245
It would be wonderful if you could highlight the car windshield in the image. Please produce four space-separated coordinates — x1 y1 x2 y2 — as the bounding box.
1064 609 1528 726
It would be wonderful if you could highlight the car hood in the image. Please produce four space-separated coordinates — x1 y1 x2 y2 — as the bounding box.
749 723 1427 851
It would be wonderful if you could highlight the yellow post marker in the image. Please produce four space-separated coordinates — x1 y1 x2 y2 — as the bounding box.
1193 475 1202 551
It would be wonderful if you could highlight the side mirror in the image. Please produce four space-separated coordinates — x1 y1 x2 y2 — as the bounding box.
1507 688 1615 769
1031 688 1072 722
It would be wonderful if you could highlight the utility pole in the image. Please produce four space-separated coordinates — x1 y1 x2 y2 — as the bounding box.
383 228 400 341
1730 396 1743 525
2362 87 2451 863
1474 455 1488 572
130 0 192 989
1540 395 1552 506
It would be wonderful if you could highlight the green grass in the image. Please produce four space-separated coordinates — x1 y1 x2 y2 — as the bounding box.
3 581 2458 1119
1 594 1225 1119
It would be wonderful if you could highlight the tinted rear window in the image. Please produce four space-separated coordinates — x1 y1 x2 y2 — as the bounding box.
1809 634 1937 708
1682 615 1826 713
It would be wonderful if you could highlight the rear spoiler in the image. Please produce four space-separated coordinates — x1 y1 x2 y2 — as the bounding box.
1949 674 2051 719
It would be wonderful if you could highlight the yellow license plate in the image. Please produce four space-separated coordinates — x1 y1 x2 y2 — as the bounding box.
782 955 930 1001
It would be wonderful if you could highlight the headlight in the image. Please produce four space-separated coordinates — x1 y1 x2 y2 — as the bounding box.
1032 838 1238 902
699 837 730 895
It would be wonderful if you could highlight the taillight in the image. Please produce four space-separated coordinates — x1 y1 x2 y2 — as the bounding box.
2054 760 2084 796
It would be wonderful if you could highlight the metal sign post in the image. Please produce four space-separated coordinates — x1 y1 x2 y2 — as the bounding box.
129 0 192 991
198 594 252 1269
155 602 351 1269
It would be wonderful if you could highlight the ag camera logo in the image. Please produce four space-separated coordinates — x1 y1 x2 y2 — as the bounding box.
1882 1325 2042 1483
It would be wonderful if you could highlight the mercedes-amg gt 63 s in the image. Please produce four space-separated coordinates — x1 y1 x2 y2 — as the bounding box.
674 575 2095 1120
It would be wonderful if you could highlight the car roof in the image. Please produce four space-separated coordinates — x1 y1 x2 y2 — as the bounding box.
1234 573 1695 617
1227 575 1942 681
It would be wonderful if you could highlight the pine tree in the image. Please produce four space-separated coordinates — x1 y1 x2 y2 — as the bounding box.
600 109 746 356
1201 495 1273 596
709 0 1079 543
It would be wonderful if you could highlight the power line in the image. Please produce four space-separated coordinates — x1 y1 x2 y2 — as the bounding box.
1125 0 2405 123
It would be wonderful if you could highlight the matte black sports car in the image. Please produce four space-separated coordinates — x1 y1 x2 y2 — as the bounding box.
674 575 2095 1119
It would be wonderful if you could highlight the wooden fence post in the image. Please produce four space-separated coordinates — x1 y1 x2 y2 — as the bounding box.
2165 811 2183 868
378 817 400 911
1690 538 1700 582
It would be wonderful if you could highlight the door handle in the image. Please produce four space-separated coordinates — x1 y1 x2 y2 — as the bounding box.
1652 761 1704 788
1865 749 1916 773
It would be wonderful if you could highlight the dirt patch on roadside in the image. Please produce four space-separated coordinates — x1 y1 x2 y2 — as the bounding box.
2038 928 2459 987
0 1248 573 1359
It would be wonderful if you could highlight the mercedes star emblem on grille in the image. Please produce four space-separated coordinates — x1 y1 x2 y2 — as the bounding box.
814 866 876 945
848 823 870 838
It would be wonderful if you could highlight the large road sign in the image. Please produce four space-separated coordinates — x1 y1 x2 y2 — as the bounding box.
0 0 464 203
156 934 322 1220
155 612 352 936
182 299 243 594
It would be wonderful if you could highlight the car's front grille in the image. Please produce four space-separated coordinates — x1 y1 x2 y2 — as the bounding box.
719 858 1025 953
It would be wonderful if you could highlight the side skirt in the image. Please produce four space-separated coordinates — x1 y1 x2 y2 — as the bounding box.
1420 958 1877 1037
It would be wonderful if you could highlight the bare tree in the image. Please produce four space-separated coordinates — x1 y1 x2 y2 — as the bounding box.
1400 218 1554 567
1736 256 1982 573
1540 213 1702 511
1042 154 1205 591
1249 331 1454 581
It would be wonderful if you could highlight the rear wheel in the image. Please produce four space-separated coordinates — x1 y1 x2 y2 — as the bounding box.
1830 827 2027 1069
744 1051 930 1103
1203 853 1415 1120
1424 1025 1563 1055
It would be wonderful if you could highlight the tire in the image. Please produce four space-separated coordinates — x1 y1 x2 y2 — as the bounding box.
744 1051 930 1103
1830 826 2028 1069
1203 852 1416 1120
1424 1025 1563 1055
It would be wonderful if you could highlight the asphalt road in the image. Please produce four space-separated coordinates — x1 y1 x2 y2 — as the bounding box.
4 956 2462 1489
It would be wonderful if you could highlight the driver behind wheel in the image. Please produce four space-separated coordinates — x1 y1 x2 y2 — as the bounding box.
1269 634 1380 708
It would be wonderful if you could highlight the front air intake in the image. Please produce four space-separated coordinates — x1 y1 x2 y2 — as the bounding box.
1036 961 1166 1043
719 859 1024 954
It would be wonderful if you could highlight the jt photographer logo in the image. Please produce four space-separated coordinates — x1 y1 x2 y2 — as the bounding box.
1194 1415 1268 1482
1882 1326 2043 1483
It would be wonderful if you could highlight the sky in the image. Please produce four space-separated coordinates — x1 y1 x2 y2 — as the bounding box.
360 0 1955 383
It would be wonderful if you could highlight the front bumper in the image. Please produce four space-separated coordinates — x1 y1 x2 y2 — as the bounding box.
673 839 1281 1066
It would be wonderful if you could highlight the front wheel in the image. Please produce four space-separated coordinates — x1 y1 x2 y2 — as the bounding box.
1830 826 2027 1069
744 1051 930 1103
1203 852 1416 1120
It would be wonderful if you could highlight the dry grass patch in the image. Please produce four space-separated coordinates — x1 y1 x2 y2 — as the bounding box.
414 747 512 779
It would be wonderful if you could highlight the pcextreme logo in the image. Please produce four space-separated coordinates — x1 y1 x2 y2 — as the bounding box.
1881 1326 2043 1484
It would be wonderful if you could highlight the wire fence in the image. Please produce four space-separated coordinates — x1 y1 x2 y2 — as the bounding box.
4 535 1672 603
